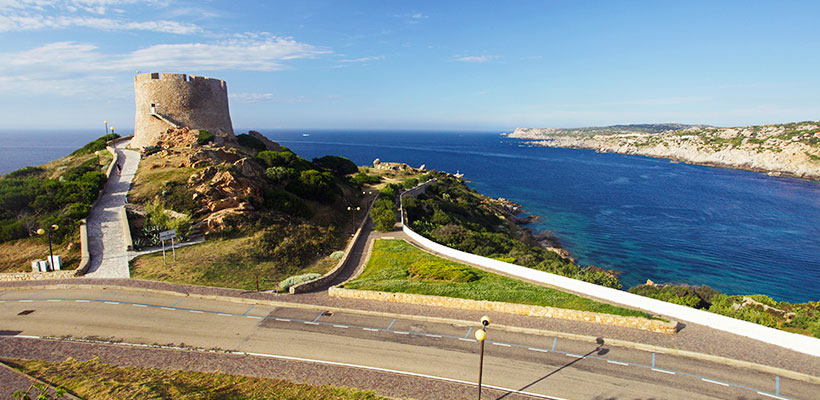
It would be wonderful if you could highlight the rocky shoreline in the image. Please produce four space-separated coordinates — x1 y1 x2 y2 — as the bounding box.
509 122 820 180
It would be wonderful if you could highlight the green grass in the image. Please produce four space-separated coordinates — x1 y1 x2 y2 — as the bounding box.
130 232 338 291
5 357 392 400
345 240 651 318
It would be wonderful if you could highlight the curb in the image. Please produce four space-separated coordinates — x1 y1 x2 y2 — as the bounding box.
1 282 818 385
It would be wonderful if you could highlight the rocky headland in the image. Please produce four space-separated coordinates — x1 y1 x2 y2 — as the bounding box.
509 122 820 180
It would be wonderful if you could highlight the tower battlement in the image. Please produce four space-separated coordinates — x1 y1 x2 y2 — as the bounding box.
132 72 234 148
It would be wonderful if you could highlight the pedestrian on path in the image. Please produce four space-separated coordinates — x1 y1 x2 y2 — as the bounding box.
116 162 122 175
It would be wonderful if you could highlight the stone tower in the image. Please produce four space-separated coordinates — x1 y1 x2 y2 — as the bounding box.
132 72 234 148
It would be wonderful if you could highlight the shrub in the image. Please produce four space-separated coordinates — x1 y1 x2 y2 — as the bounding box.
370 197 397 232
197 130 214 145
401 177 419 189
257 150 312 171
264 166 292 184
5 166 44 179
312 155 358 176
256 223 337 272
279 273 322 291
286 169 337 202
263 187 312 218
329 250 345 260
236 133 267 151
409 260 478 282
350 172 380 185
71 133 119 156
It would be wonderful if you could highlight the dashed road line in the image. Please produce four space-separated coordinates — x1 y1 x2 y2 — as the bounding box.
701 378 729 387
47 299 61 302
458 338 475 342
189 310 204 314
363 328 379 332
332 325 348 328
132 304 147 308
304 321 319 325
275 318 290 322
217 313 232 317
19 300 33 302
245 315 263 319
492 342 511 347
393 331 409 335
105 301 119 305
607 360 628 366
528 348 549 353
425 334 442 338
160 307 174 310
652 368 675 375
757 392 787 400
75 300 90 303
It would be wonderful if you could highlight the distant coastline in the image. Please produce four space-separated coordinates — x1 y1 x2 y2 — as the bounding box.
508 122 820 180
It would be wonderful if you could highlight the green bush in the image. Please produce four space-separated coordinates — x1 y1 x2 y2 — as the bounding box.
256 223 338 273
401 177 419 189
5 166 45 179
236 133 266 151
370 198 397 232
257 150 313 171
279 273 323 291
263 187 312 219
312 155 358 176
264 166 293 183
350 172 380 185
409 260 478 282
197 130 214 145
286 169 337 202
71 133 119 156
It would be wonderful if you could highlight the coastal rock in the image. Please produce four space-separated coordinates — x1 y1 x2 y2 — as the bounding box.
248 130 285 152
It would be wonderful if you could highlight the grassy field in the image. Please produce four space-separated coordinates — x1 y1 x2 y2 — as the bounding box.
5 357 392 400
0 235 81 273
130 231 339 291
344 239 651 318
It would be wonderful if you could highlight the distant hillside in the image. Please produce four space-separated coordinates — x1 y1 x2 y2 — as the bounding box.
509 123 704 139
509 121 820 179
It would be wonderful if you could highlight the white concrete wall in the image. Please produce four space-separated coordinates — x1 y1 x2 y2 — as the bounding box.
400 183 820 358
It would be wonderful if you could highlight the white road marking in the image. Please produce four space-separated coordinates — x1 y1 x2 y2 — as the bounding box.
19 300 33 302
607 360 628 366
458 338 476 342
392 331 409 335
75 300 90 303
105 301 119 305
245 315 263 319
564 353 582 358
217 313 232 317
275 318 290 322
47 299 61 302
425 334 442 338
492 343 511 347
332 325 348 328
363 328 379 332
189 310 204 314
528 348 549 353
304 322 319 325
652 368 675 375
160 307 175 310
132 304 147 308
757 392 787 400
701 378 729 387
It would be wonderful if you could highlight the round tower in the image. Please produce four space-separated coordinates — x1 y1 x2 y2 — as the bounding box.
132 72 234 149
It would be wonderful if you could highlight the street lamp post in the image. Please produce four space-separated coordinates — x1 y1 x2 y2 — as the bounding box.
104 120 108 135
475 315 491 400
95 150 101 167
37 224 58 271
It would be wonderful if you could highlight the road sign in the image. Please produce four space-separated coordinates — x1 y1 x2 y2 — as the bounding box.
159 229 176 241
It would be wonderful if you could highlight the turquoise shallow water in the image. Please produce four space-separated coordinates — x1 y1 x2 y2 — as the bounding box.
2 129 818 303
269 130 820 303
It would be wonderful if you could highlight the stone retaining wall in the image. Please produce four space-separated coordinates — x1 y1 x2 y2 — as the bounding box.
289 194 379 293
330 287 679 334
0 270 77 282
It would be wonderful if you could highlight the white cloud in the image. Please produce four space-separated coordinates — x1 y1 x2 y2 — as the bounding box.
230 93 306 104
0 35 329 96
394 12 428 23
0 0 197 33
338 56 383 63
454 55 499 63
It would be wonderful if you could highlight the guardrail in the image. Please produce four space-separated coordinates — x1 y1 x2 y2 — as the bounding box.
399 180 820 358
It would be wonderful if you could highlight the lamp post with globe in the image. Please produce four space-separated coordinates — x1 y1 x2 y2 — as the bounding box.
104 120 108 135
475 315 490 400
37 224 58 270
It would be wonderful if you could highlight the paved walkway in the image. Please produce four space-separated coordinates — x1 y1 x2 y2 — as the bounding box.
84 140 140 278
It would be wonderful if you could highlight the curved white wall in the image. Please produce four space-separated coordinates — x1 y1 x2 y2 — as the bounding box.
400 182 820 358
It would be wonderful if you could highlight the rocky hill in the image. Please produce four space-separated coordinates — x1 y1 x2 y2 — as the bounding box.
508 121 820 179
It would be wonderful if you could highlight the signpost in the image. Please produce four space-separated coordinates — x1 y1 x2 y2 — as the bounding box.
159 229 177 264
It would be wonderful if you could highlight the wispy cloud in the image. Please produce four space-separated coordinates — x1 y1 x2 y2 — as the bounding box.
0 0 198 33
454 55 499 63
338 56 384 63
230 93 306 104
0 35 330 95
394 12 428 24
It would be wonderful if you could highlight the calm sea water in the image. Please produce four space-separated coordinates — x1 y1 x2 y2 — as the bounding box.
265 130 820 303
2 129 818 303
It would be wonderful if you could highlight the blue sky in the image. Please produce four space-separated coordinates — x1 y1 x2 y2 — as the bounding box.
1 1 819 132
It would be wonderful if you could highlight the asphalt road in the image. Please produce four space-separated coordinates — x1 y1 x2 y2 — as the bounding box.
1 287 816 399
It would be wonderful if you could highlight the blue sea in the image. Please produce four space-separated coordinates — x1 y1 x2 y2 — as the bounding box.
2 129 819 303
